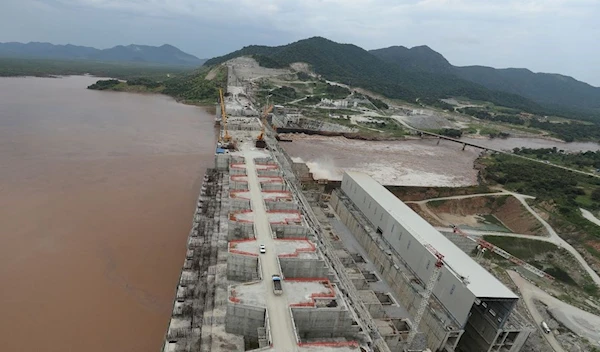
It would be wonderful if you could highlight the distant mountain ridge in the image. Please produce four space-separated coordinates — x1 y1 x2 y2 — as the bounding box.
0 42 205 66
204 37 558 118
368 46 600 114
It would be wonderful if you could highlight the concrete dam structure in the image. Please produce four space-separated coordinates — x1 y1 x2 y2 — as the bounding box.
160 61 533 352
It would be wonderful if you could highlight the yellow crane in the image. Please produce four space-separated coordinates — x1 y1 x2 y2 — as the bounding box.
219 88 231 142
256 104 274 144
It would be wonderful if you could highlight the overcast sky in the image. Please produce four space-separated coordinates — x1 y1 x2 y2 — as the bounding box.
1 0 599 86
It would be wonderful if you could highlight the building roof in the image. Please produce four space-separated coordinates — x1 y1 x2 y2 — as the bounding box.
343 171 518 300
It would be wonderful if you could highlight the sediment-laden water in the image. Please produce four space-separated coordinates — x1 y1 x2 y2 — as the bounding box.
0 76 216 352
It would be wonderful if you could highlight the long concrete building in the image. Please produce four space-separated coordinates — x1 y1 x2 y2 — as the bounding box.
335 171 532 352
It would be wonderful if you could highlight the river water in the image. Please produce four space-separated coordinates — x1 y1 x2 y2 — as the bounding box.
0 76 216 352
281 134 600 187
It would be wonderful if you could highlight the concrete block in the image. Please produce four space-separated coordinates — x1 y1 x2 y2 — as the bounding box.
272 224 310 239
265 200 298 211
225 303 266 338
227 254 259 281
228 220 254 240
280 258 330 279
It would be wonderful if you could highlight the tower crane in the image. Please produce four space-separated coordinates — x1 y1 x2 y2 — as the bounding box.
219 88 231 143
451 225 555 280
406 245 445 348
255 104 273 148
406 243 470 349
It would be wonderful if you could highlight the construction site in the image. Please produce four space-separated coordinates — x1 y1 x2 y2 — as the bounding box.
160 58 546 352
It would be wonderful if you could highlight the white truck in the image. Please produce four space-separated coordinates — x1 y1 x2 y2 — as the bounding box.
272 275 283 295
541 321 551 334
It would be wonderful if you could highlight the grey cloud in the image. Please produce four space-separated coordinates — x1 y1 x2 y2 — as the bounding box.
0 0 598 85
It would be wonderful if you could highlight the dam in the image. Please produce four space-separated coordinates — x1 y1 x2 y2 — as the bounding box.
160 60 532 352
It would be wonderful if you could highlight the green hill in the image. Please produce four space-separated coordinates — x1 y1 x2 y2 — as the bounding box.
369 45 453 74
370 45 600 120
205 37 542 113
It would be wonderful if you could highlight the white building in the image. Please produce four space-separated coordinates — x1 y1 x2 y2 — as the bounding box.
340 171 531 352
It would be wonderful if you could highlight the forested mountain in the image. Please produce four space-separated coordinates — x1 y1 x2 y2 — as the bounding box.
0 42 205 66
369 45 453 74
370 46 600 117
205 37 542 114
453 66 600 113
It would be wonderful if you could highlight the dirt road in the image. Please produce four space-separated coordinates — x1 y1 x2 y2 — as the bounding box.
509 271 600 350
410 191 600 287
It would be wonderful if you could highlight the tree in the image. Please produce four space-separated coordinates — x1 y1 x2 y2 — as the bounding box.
591 188 600 201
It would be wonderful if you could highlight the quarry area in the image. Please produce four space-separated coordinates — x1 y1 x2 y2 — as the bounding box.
162 57 600 352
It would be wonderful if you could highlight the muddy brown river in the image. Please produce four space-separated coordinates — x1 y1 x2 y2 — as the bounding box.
281 134 600 187
0 76 216 352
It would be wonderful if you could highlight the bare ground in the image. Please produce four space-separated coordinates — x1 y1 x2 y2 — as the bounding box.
428 195 544 235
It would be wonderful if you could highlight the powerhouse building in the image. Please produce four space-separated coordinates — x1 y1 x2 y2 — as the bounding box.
339 171 532 352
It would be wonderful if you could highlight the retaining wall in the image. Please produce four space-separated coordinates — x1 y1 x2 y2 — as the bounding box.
265 200 298 211
227 254 259 281
229 167 246 176
228 220 254 240
229 179 249 190
257 169 282 177
231 198 251 211
291 308 361 339
280 258 331 279
261 183 286 191
272 224 311 239
225 303 266 338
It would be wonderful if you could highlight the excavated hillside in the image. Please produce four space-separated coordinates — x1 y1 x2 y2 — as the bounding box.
428 195 545 235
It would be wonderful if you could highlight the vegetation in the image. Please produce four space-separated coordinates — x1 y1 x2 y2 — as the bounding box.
252 54 286 69
367 96 389 110
204 37 559 118
419 97 455 111
387 185 493 202
482 237 559 261
296 71 312 81
358 117 404 136
458 107 526 125
482 236 597 295
513 148 600 171
434 128 463 138
481 152 600 266
370 45 600 122
87 65 227 105
311 82 350 99
0 57 191 79
457 105 600 141
529 120 600 142
87 79 120 90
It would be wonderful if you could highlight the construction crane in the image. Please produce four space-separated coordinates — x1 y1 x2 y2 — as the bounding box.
255 104 273 148
451 225 555 280
219 88 231 143
406 242 471 349
406 244 445 348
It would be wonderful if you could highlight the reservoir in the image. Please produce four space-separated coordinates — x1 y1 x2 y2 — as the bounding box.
0 76 216 352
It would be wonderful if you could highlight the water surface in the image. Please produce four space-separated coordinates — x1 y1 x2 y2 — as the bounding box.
0 76 215 352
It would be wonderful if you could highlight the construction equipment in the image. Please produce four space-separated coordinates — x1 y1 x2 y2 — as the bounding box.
256 104 273 148
451 225 555 280
406 245 445 347
406 241 472 349
272 274 283 295
219 88 231 143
